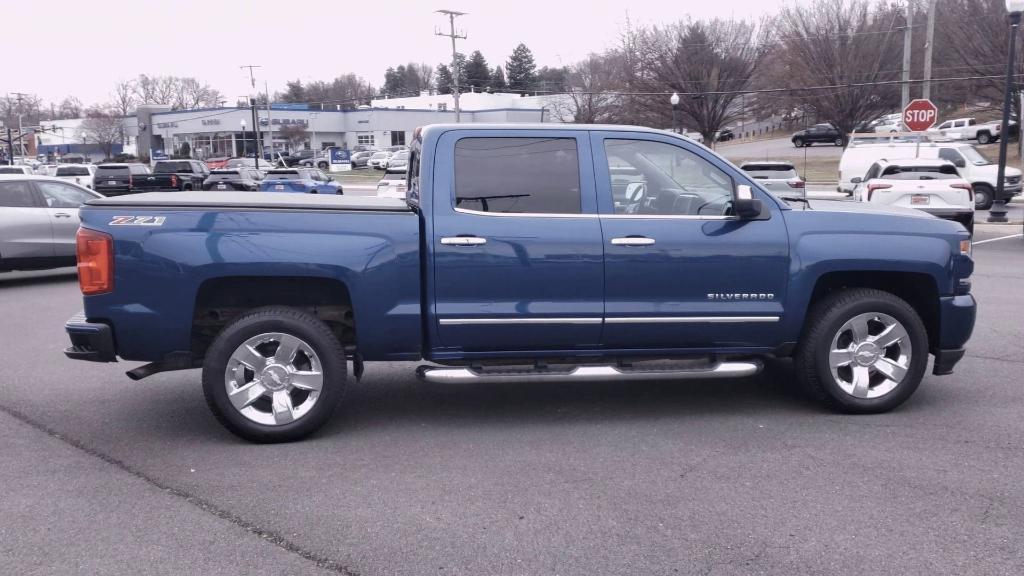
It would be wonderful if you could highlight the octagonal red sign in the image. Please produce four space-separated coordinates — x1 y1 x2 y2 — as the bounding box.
903 99 938 132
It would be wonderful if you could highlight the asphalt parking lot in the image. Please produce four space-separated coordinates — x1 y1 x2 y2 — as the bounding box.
1 229 1022 576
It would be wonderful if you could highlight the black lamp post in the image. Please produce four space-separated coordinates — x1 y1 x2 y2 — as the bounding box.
670 92 680 134
988 0 1024 223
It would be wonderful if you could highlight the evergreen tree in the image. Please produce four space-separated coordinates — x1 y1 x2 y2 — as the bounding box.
490 66 507 91
505 43 537 92
464 50 490 90
435 64 454 95
382 66 406 96
282 80 306 103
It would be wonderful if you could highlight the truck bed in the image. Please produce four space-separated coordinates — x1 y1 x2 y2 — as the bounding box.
87 191 412 212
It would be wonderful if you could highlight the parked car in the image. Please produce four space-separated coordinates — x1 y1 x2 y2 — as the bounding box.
225 157 260 169
791 123 843 147
838 140 1020 209
715 128 735 142
65 124 975 442
298 152 331 170
205 157 231 170
203 168 265 191
383 150 409 171
850 158 974 233
0 165 34 175
53 164 97 189
91 163 151 196
926 118 1000 144
282 149 316 167
368 151 392 170
376 168 408 199
350 151 375 168
739 161 805 197
258 168 343 194
132 159 210 192
0 175 101 271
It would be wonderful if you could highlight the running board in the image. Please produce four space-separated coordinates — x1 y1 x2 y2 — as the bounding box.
416 360 762 384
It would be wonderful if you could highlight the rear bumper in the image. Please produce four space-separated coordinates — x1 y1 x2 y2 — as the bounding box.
64 312 116 362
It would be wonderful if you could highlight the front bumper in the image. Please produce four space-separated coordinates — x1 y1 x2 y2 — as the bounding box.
64 312 116 362
932 294 976 375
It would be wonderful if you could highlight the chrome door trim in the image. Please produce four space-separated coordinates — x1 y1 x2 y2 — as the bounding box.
454 207 596 218
439 317 603 325
610 237 655 246
440 236 487 246
605 316 780 324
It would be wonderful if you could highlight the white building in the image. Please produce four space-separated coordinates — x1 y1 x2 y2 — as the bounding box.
371 90 573 122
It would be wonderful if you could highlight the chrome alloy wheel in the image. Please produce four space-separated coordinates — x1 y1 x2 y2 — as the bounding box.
828 312 912 399
224 332 324 425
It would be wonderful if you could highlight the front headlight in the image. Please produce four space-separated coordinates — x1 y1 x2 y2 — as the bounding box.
960 239 972 257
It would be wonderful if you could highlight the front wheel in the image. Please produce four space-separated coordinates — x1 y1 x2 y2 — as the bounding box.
977 132 991 145
795 288 928 414
834 137 844 146
973 184 994 210
793 138 804 148
202 306 348 442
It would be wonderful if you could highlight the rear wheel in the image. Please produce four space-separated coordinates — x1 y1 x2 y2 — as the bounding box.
793 138 804 147
834 137 844 146
977 132 991 145
202 306 347 443
973 184 994 210
795 288 928 414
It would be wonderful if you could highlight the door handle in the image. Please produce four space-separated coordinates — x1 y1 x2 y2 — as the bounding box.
610 236 655 246
53 213 72 218
441 236 487 246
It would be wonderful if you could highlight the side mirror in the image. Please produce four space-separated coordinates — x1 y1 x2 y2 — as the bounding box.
733 184 763 219
850 177 862 184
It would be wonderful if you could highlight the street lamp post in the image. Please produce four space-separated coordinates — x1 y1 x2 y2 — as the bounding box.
670 92 680 134
988 0 1024 223
240 119 247 159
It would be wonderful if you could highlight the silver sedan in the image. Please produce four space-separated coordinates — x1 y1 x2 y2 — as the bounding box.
0 175 102 272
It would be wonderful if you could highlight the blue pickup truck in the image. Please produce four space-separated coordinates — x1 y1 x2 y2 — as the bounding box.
64 124 976 442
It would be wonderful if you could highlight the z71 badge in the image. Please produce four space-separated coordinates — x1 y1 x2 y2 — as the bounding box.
109 216 166 226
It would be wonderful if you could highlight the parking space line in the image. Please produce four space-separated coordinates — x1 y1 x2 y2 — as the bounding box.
973 233 1024 245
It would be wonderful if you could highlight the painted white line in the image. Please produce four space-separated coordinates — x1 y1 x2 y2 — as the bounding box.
973 233 1024 245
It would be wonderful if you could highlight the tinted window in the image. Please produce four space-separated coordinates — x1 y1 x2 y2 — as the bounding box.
454 137 581 214
604 139 733 216
265 170 304 180
742 164 797 179
55 166 91 176
0 167 28 174
880 165 959 179
36 181 95 208
153 161 191 173
96 166 129 176
0 181 37 207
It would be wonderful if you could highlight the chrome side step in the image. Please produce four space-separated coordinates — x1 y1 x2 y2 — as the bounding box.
416 360 762 384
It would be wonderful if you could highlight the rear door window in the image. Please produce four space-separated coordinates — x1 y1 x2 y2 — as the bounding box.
454 137 581 214
0 181 39 207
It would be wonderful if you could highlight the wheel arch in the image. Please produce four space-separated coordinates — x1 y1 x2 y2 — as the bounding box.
191 276 356 360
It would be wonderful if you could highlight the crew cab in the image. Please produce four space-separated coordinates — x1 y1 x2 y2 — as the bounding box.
133 160 210 192
927 117 1000 144
64 124 976 443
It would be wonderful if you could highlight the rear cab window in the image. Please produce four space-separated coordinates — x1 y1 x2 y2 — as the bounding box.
96 166 130 176
454 137 581 214
153 161 192 173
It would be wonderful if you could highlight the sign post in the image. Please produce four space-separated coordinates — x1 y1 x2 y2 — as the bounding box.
903 98 938 157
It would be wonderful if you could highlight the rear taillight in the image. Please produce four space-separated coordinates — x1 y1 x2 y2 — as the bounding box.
951 182 973 201
786 179 805 189
171 174 178 188
866 182 892 201
76 228 113 295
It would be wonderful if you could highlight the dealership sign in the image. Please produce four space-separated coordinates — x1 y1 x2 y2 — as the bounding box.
258 118 309 127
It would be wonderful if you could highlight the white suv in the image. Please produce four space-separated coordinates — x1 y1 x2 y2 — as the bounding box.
851 158 974 233
53 164 97 189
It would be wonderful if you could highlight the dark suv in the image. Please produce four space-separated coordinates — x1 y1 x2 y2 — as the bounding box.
203 168 264 191
791 123 844 147
92 163 151 196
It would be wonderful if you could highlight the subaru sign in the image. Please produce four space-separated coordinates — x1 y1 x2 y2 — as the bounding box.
327 147 351 172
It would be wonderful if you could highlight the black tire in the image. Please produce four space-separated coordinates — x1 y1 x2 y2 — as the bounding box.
973 184 994 210
202 306 347 443
834 137 844 146
793 138 804 148
317 161 329 170
977 132 991 145
794 288 929 414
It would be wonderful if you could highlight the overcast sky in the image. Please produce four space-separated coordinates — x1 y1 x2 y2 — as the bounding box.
7 0 793 107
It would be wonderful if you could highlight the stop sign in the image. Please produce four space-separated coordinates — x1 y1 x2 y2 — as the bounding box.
903 99 938 132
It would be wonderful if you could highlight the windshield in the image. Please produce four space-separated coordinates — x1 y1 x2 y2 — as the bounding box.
959 146 990 166
56 166 91 176
371 152 389 159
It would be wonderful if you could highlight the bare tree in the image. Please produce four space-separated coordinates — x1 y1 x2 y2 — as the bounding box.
549 54 620 123
56 97 83 119
774 0 904 137
632 18 772 143
130 75 221 110
80 105 124 159
278 124 309 151
303 74 377 108
112 80 137 117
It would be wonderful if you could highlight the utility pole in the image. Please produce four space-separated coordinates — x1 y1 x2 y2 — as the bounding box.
239 65 263 160
265 81 274 162
10 92 30 159
435 10 467 123
901 1 913 109
922 0 937 100
239 65 261 91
